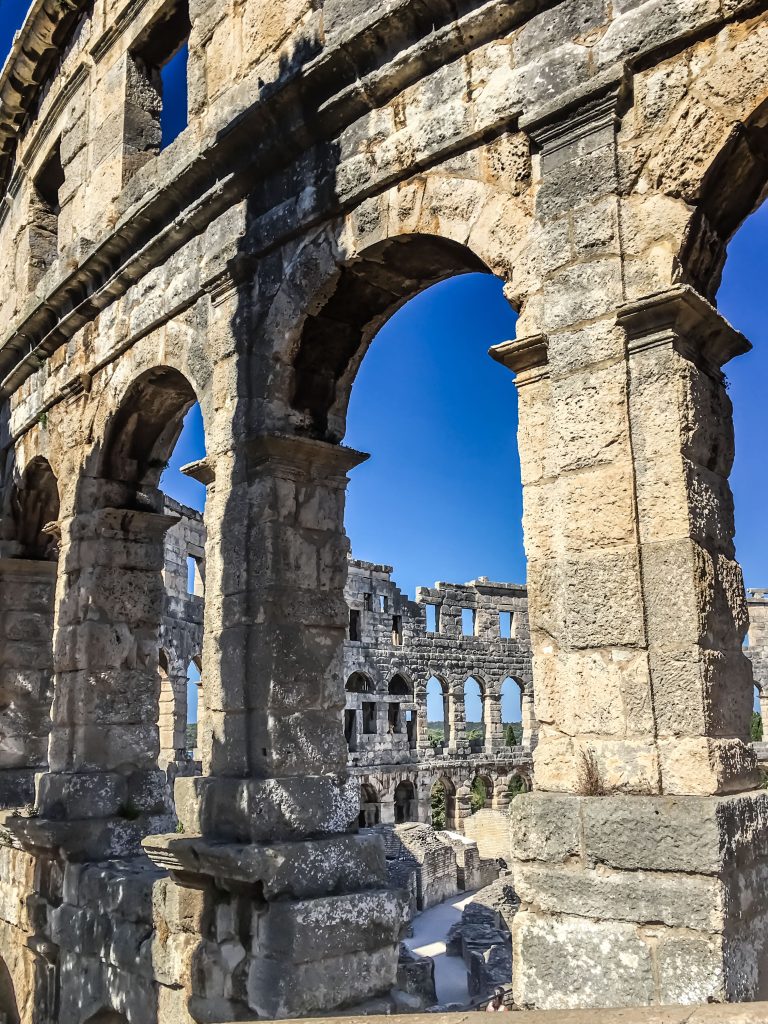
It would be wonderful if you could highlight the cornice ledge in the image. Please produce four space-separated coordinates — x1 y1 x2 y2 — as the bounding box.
245 433 370 477
617 285 751 370
489 334 549 379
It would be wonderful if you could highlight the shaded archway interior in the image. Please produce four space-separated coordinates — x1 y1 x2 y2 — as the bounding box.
681 97 768 301
10 456 60 559
100 366 197 494
291 234 491 441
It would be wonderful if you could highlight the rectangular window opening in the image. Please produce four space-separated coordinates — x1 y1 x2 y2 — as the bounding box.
126 1 190 173
499 610 512 639
425 604 438 632
344 709 358 751
30 141 64 283
406 709 416 748
461 607 475 637
389 702 402 734
349 609 361 642
363 702 377 735
187 555 203 596
392 614 403 646
363 592 373 611
379 594 388 613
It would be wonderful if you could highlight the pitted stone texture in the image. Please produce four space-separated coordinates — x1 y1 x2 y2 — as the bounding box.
511 792 768 1006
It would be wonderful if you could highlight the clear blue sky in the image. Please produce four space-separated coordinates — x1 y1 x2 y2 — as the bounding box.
3 4 768 724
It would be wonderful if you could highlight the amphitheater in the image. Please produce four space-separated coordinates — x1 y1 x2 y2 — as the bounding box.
5 0 768 1020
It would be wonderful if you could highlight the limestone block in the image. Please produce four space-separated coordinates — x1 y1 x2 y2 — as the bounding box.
563 549 645 649
512 911 655 1009
174 773 360 842
509 793 581 863
514 861 723 931
253 889 408 961
246 942 400 1017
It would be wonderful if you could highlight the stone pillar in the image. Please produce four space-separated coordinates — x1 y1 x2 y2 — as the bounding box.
484 689 505 754
27 507 177 855
520 691 538 751
447 686 465 753
145 433 408 1019
0 558 56 807
158 662 189 770
496 81 768 1009
416 685 431 756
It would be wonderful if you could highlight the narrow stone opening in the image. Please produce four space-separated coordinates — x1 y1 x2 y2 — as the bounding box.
29 141 64 285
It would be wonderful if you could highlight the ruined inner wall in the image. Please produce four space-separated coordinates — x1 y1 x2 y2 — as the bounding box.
343 558 534 830
2 0 768 1019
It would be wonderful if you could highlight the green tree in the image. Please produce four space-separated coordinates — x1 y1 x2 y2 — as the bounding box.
505 722 522 746
470 777 488 814
431 784 446 829
752 712 763 742
508 775 527 800
186 722 198 751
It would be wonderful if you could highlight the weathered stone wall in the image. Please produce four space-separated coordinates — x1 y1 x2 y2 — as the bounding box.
462 807 512 862
344 558 533 762
2 0 768 1018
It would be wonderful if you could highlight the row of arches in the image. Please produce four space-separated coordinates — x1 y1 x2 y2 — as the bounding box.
345 670 534 757
356 769 532 829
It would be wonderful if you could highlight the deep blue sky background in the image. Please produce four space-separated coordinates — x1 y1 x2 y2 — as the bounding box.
4 2 768 723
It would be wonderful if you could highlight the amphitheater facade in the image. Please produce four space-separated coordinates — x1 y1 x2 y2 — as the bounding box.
3 0 768 1019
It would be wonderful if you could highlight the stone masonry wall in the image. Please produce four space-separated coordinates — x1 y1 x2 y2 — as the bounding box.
4 0 768 1018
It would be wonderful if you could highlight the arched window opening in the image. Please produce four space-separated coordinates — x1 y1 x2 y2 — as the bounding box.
508 773 529 799
387 674 411 738
346 672 374 694
430 776 456 831
0 956 19 1024
393 780 416 824
157 650 176 769
359 783 380 828
716 195 768 752
389 674 411 697
501 677 523 748
9 457 60 560
96 373 207 793
752 684 764 742
426 676 448 751
186 659 201 760
289 235 523 788
464 677 484 752
470 775 493 814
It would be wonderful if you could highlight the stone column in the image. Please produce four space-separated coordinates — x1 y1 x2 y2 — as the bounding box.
520 691 537 751
416 685 431 756
27 507 177 855
0 558 56 807
145 433 408 1019
447 686 465 753
484 689 505 754
497 81 768 1009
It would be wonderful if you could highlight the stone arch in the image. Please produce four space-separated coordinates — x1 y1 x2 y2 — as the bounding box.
0 956 19 1024
346 671 374 694
393 779 416 824
425 674 449 750
0 455 60 806
463 675 485 751
96 365 198 493
430 774 458 831
388 672 412 697
471 773 494 812
286 233 502 442
359 782 381 828
8 455 60 559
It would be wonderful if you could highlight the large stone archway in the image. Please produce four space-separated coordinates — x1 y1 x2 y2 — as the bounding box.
2 0 768 1019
